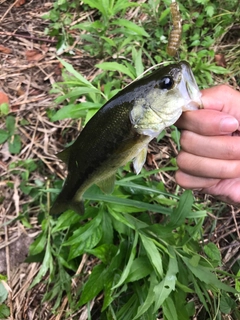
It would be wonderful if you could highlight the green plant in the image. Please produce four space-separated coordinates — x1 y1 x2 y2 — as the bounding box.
0 103 9 117
0 275 10 319
0 116 21 154
29 180 239 319
42 0 80 54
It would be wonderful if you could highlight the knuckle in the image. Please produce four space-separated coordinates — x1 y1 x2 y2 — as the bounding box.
176 151 187 169
180 130 189 146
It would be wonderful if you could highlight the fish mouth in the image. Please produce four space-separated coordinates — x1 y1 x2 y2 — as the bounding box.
179 62 202 111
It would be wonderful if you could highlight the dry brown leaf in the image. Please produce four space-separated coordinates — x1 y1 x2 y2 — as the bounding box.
214 54 227 68
0 45 12 54
25 49 44 62
0 91 9 105
40 44 49 53
14 0 26 7
16 87 25 97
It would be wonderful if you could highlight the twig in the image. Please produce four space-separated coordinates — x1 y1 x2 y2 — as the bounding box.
0 31 57 43
0 0 19 22
231 206 240 239
4 217 13 318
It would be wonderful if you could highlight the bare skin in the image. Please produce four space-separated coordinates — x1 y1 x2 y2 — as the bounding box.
175 84 240 205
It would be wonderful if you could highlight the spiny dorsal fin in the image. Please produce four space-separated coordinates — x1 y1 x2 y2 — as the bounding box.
96 174 116 194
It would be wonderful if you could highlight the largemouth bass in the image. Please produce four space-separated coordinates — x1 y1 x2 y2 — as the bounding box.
50 61 202 215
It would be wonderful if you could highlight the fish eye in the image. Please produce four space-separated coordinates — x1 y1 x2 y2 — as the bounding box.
159 76 174 90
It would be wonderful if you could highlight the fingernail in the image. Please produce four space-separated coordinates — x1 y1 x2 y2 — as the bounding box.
220 117 239 133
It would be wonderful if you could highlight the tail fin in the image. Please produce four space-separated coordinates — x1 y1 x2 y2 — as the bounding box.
50 197 69 215
50 196 85 215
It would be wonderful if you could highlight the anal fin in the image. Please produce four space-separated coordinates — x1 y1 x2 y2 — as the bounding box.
96 174 116 194
57 147 71 165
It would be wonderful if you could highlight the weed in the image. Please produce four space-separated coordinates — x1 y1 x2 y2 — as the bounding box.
0 116 21 154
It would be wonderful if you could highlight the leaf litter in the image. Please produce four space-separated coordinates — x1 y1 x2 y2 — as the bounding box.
0 1 239 319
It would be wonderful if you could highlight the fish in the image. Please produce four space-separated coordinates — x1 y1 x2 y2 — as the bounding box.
50 61 202 215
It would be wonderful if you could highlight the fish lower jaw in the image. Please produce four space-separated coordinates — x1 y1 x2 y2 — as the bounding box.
183 99 203 111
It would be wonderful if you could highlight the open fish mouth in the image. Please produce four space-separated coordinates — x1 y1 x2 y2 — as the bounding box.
179 62 203 110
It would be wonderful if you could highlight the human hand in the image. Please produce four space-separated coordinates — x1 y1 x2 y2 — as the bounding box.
175 85 240 205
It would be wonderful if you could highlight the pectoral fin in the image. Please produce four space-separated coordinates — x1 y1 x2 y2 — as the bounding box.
96 174 116 194
133 146 148 174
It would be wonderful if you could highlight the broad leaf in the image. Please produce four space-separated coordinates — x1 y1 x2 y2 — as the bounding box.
79 263 106 306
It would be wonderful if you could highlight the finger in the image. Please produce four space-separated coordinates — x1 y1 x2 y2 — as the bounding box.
177 151 240 179
175 170 220 189
176 109 239 135
201 85 240 117
180 131 240 160
175 171 240 206
202 178 240 205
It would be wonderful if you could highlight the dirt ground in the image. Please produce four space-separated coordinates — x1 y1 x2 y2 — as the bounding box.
0 1 240 319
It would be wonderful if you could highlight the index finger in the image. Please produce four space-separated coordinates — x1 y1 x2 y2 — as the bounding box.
175 85 240 135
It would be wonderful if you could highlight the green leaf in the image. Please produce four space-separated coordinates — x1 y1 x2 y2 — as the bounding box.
8 134 21 154
64 211 103 245
153 247 178 312
0 304 10 318
52 210 81 233
82 0 108 18
95 62 135 80
112 19 150 37
6 115 15 135
30 239 53 288
189 254 200 267
86 244 117 264
220 292 236 314
206 5 214 17
190 273 210 314
68 225 102 260
204 242 222 264
0 282 8 304
84 185 172 215
162 297 178 320
102 272 115 311
113 231 138 289
140 233 163 278
132 47 144 77
133 272 158 319
58 58 95 86
182 256 236 293
29 231 47 255
236 269 240 291
101 210 114 244
79 264 106 306
0 103 9 116
126 257 152 283
54 87 100 104
52 102 102 121
167 190 193 228
207 65 228 74
0 129 8 144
